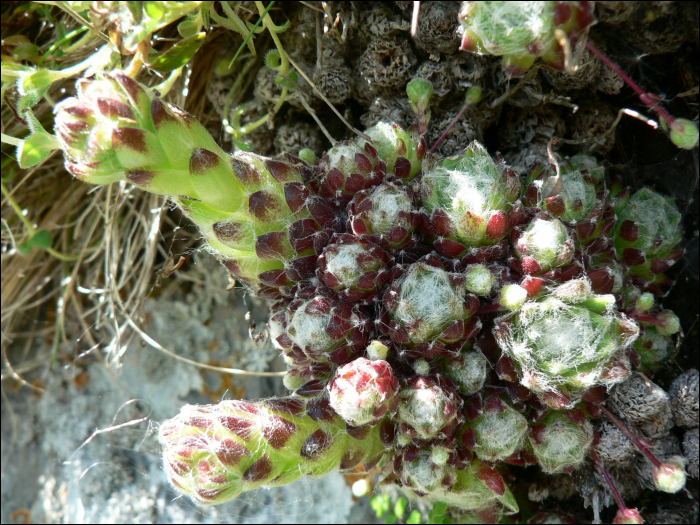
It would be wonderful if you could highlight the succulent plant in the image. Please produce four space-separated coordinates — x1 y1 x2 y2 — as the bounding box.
495 280 639 408
318 139 386 207
51 69 691 521
613 187 684 286
395 375 464 441
159 397 388 505
317 233 394 304
462 394 530 463
347 181 420 251
529 409 594 474
420 141 520 258
327 357 400 427
457 1 597 75
381 254 481 358
54 71 339 296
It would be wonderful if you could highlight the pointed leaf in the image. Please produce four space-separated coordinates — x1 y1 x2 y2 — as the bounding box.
147 32 206 73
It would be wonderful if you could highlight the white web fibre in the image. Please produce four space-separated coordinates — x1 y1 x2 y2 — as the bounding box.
393 265 466 342
326 244 367 288
533 418 592 474
622 188 680 252
288 301 334 351
473 407 528 461
369 185 412 234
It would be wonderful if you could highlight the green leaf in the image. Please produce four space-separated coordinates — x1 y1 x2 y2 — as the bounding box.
17 241 33 254
178 11 203 38
428 501 448 524
384 516 398 525
145 1 166 19
17 131 60 168
29 229 52 249
407 510 422 524
266 50 282 70
394 497 408 519
371 494 392 518
147 32 206 73
275 71 297 89
16 109 60 169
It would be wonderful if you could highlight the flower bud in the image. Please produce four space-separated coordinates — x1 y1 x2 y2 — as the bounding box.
656 310 680 336
667 118 699 150
614 508 644 524
406 77 434 113
465 264 496 296
500 284 528 311
653 457 687 493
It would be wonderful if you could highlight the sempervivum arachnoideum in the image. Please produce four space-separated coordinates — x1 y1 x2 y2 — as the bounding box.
317 233 394 304
381 253 482 359
362 121 426 181
420 141 520 259
612 186 684 291
394 443 458 496
318 139 386 207
54 71 340 297
271 292 371 369
395 374 464 441
461 393 530 464
524 155 617 253
348 180 420 251
528 408 595 474
327 357 400 427
495 278 639 409
511 214 576 275
458 1 596 75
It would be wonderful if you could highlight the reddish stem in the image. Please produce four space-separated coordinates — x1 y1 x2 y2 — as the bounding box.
430 102 469 153
634 314 658 324
590 448 627 511
586 41 682 133
600 405 662 468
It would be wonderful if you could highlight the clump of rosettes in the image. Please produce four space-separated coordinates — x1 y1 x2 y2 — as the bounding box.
318 140 386 207
613 187 684 285
317 234 394 304
327 357 399 427
495 280 639 408
420 141 520 258
272 294 370 368
348 181 420 251
457 1 596 75
381 254 481 358
462 394 530 463
395 375 464 441
529 409 594 474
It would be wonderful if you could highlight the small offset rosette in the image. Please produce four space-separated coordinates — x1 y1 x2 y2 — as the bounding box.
327 357 400 427
380 253 482 359
395 375 464 441
527 408 594 474
318 139 386 206
511 214 575 275
317 233 394 304
271 292 371 367
420 141 520 258
361 121 426 181
613 187 684 289
458 1 596 75
460 393 530 463
394 443 458 497
348 180 420 251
